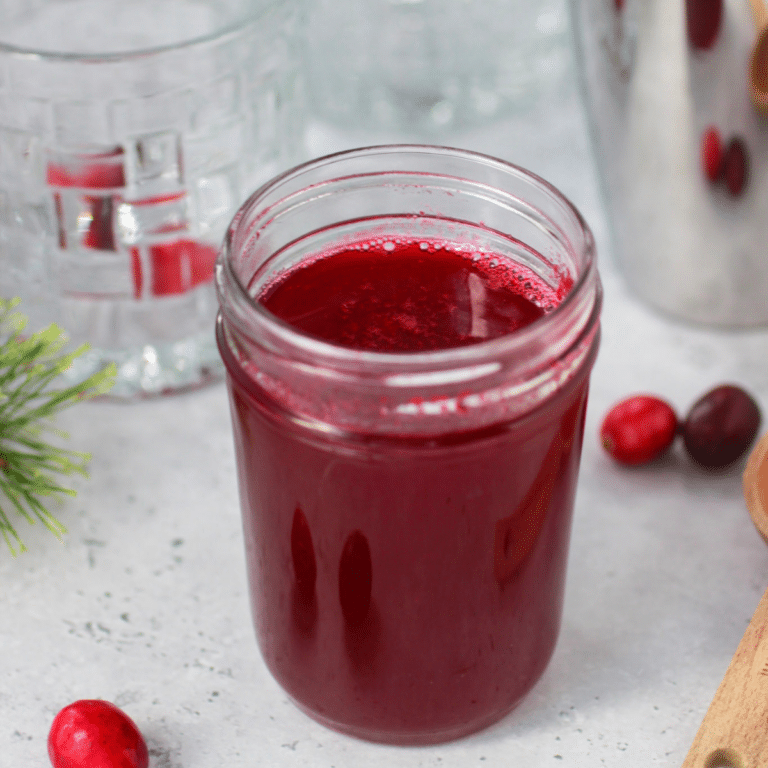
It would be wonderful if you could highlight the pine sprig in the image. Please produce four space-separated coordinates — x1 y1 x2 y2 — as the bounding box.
0 298 116 554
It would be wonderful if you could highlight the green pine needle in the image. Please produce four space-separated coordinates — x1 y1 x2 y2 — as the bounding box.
0 297 116 555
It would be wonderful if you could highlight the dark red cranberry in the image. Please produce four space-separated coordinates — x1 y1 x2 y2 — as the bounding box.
701 126 723 182
686 0 723 50
614 0 624 9
723 137 749 196
682 385 761 468
339 530 372 625
48 699 148 768
600 395 679 465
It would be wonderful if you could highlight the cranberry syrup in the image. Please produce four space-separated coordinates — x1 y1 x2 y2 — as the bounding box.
261 241 547 351
220 237 591 743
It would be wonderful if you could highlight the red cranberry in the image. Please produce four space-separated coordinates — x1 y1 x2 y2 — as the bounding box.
682 385 761 468
614 0 624 10
686 0 723 50
723 137 749 196
600 395 679 465
701 126 723 182
48 700 149 768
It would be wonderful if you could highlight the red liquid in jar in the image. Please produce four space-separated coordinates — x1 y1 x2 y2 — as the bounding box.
220 236 591 743
261 241 548 351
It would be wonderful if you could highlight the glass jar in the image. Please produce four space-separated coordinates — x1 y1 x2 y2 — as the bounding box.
215 145 602 744
0 0 305 398
303 0 572 135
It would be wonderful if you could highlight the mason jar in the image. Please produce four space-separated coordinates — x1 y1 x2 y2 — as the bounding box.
215 145 602 744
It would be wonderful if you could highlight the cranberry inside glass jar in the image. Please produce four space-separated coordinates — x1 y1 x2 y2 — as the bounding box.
215 145 602 745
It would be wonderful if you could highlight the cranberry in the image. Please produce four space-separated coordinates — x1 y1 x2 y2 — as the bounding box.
600 395 679 465
682 385 761 468
723 137 749 196
48 699 148 768
701 126 723 182
614 0 624 9
686 0 723 50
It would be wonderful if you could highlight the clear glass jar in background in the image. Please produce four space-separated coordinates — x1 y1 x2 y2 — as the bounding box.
0 0 306 398
215 145 602 744
304 0 572 135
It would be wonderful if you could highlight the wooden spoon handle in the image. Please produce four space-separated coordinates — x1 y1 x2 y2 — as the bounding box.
750 0 768 30
681 584 768 767
744 432 768 546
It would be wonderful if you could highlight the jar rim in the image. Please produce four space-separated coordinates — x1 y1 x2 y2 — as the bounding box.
216 144 601 381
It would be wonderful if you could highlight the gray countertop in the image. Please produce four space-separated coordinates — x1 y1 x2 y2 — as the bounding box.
5 33 768 768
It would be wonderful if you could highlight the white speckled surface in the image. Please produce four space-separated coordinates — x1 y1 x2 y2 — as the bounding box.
4 20 768 767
